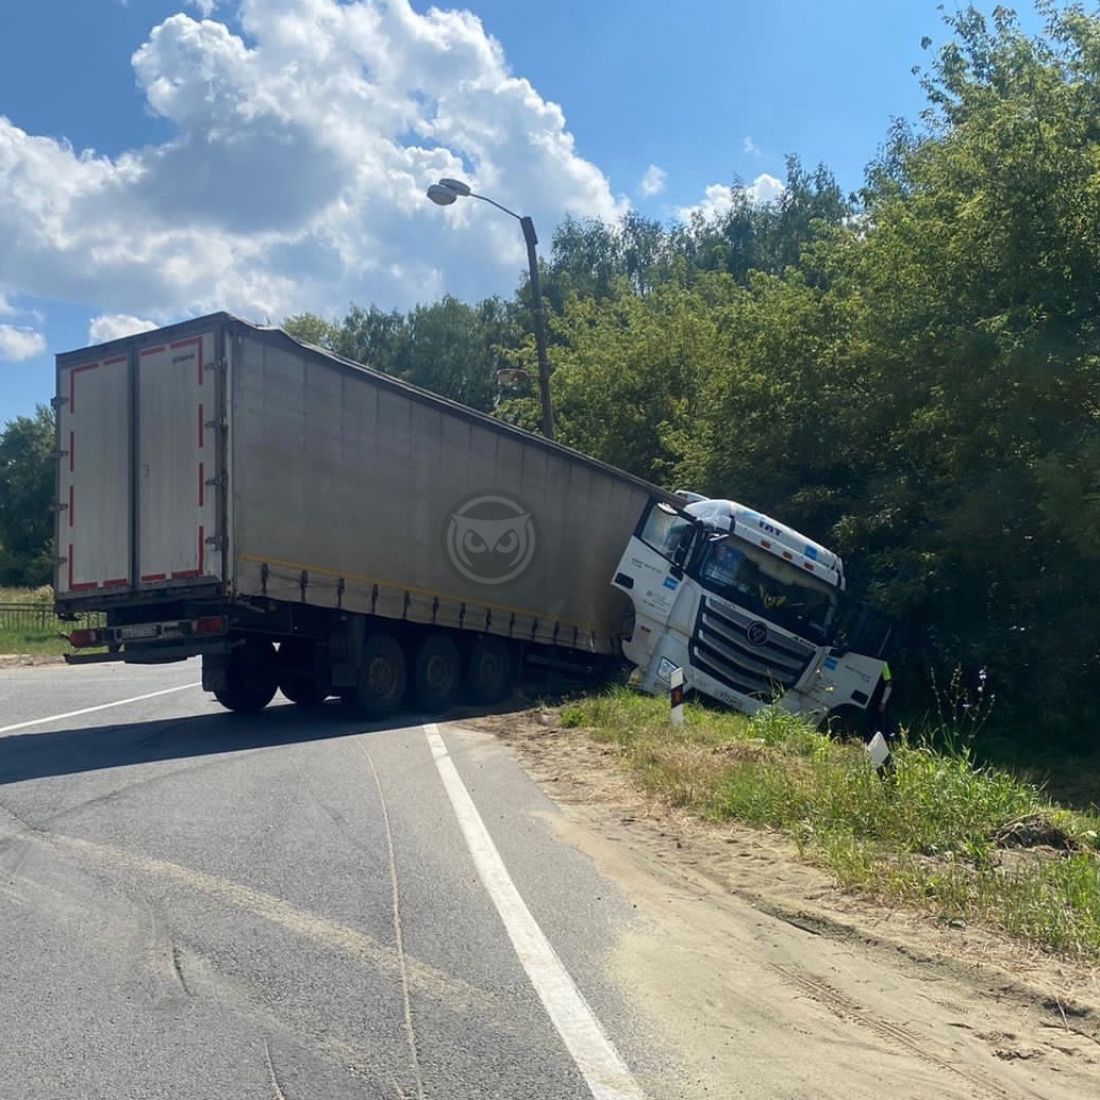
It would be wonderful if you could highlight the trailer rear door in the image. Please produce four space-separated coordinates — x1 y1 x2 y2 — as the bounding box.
136 333 222 586
56 354 133 595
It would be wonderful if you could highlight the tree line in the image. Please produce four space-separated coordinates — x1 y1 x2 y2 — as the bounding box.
2 4 1095 742
283 5 1099 743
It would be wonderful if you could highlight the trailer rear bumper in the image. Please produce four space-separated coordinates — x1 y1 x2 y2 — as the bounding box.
65 639 230 666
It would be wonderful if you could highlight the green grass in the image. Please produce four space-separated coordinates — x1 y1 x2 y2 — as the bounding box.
0 624 71 657
0 585 84 656
0 585 54 604
560 689 1100 961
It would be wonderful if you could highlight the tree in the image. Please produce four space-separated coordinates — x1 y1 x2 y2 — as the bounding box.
0 405 56 586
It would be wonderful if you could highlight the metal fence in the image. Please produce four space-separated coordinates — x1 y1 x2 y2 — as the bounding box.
0 603 103 633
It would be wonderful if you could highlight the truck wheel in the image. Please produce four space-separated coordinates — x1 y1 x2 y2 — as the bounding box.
215 639 278 714
465 636 514 705
354 633 407 719
277 639 329 707
413 633 461 712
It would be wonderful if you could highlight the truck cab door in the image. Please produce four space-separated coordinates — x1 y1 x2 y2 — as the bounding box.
613 500 696 629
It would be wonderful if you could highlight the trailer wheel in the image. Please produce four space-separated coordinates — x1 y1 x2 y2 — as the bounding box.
353 633 407 719
277 639 329 707
413 633 461 712
215 639 278 714
465 636 514 705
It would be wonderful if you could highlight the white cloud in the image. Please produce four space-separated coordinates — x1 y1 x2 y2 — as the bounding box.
0 324 47 362
638 164 666 197
89 314 159 344
0 1 625 326
676 173 785 222
185 0 220 17
742 135 761 156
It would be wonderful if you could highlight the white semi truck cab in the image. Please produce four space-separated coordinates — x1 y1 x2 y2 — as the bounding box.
612 494 892 728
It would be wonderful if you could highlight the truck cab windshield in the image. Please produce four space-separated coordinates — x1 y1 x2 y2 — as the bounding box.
696 535 836 643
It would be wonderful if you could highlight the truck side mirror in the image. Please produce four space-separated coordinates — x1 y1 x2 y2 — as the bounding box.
670 538 690 579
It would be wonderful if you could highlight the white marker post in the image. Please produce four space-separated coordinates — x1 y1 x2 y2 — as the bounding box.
669 666 685 726
866 731 891 773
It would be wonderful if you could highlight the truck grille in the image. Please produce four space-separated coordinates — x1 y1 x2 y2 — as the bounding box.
689 596 815 700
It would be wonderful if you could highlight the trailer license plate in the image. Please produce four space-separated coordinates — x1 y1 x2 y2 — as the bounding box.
121 624 158 640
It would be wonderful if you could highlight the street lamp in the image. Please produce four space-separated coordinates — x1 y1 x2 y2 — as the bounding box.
427 178 555 441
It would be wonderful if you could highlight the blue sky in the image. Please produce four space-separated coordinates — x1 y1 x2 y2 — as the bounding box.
0 1 1042 423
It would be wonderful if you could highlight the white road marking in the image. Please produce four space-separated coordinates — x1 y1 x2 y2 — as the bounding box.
425 723 645 1100
0 682 201 736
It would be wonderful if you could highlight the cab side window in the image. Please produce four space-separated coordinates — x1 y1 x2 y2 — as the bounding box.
639 505 695 563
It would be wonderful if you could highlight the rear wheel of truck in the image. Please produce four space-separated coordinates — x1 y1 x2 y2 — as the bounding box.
277 639 329 707
465 636 514 705
215 639 278 714
413 633 461 712
353 633 407 719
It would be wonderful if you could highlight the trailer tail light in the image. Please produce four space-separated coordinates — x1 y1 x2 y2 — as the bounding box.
194 615 227 636
68 628 101 648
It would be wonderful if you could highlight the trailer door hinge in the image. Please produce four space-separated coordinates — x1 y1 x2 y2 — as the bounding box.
51 502 69 513
204 471 228 490
50 395 69 410
205 533 227 549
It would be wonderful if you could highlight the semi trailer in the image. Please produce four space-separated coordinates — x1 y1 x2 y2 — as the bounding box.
54 313 890 725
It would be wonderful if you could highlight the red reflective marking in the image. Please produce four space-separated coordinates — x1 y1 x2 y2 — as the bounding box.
803 562 814 572
103 578 129 588
169 336 204 385
71 582 98 591
199 525 205 574
141 573 167 583
140 345 166 357
69 431 74 472
198 404 204 448
68 485 74 527
198 462 204 506
171 570 202 580
761 539 771 549
104 355 127 366
782 551 793 560
67 544 73 590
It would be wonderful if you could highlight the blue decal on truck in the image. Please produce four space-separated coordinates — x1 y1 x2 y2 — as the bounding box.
824 656 838 670
663 576 679 590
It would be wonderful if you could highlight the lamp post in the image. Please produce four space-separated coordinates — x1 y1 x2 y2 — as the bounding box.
426 178 555 441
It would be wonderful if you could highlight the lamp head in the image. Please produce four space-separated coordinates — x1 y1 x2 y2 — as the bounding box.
427 184 458 206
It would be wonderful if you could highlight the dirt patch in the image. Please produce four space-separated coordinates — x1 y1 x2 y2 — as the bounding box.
466 708 1100 1099
0 654 65 668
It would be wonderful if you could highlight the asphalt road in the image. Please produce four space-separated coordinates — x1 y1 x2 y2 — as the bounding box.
0 661 670 1099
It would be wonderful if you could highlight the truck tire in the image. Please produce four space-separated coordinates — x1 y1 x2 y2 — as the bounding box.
465 636 514 705
413 633 461 712
353 633 407 719
277 639 328 707
215 639 278 714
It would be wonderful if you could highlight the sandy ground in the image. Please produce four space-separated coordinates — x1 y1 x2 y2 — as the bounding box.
0 654 65 667
468 709 1100 1100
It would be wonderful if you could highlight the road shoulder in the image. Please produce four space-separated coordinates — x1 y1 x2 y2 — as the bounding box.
469 708 1100 1100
